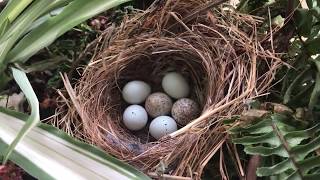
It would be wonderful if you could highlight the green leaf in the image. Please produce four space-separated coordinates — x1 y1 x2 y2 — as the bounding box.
0 0 52 68
301 173 320 180
291 136 320 160
0 18 9 37
0 0 34 30
7 0 130 63
283 66 311 104
244 145 288 157
16 56 67 72
233 132 281 146
0 111 151 179
298 156 320 173
310 7 320 21
306 0 314 8
229 118 273 134
257 159 294 176
0 71 11 91
285 124 320 147
294 9 313 36
228 112 320 179
42 0 74 15
1 68 39 164
305 38 320 55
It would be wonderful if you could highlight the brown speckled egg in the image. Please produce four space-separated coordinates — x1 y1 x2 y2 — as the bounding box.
145 92 173 118
171 98 200 125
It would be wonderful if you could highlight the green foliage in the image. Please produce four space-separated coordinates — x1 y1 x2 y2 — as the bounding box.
1 68 40 164
0 0 144 179
236 0 320 112
0 0 129 89
278 2 320 110
229 112 320 179
0 108 151 180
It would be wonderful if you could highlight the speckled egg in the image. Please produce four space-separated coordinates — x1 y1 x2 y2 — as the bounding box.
145 92 173 118
171 98 200 125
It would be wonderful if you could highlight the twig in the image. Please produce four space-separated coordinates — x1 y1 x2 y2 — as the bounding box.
267 7 274 54
148 172 192 180
246 155 261 180
167 0 227 29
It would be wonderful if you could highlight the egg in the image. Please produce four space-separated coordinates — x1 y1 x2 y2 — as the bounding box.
162 72 189 99
149 116 177 140
123 105 148 131
171 98 200 125
145 92 173 118
122 80 151 104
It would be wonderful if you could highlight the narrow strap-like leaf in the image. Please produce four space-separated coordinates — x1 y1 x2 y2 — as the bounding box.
7 0 130 63
0 0 34 30
0 110 151 179
1 67 39 164
0 0 52 68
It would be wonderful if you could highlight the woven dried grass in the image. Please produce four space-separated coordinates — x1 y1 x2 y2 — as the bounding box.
54 0 282 178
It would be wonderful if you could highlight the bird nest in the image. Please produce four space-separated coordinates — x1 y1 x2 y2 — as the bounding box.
55 0 281 178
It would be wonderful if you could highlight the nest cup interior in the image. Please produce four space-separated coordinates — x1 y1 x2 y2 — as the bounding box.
106 45 207 142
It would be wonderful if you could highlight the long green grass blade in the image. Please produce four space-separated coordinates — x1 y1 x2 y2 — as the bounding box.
0 18 9 37
42 0 74 15
0 0 52 68
0 109 150 180
0 0 34 30
8 0 130 63
1 67 39 164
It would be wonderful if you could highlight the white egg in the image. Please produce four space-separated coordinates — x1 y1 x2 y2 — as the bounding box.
149 116 177 140
162 72 189 99
123 105 148 131
122 80 151 104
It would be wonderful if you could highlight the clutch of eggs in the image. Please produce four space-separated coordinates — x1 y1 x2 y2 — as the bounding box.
121 72 199 139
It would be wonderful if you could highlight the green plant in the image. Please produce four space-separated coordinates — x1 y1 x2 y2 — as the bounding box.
0 67 150 179
0 0 127 157
0 0 129 89
228 110 320 179
226 1 320 178
0 0 150 179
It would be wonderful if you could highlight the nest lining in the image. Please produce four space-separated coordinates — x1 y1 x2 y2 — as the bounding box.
55 0 282 178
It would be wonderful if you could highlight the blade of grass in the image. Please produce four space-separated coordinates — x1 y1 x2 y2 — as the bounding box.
0 18 9 37
7 0 130 63
0 0 52 69
0 0 34 31
1 67 39 164
42 0 74 15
